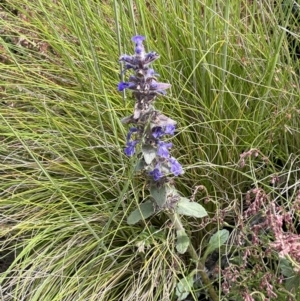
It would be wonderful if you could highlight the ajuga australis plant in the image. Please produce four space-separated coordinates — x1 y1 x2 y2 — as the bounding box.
117 35 224 301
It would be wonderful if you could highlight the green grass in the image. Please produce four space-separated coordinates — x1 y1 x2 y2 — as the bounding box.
0 0 299 300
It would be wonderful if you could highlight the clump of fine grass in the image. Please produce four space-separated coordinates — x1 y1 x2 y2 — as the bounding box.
0 0 299 300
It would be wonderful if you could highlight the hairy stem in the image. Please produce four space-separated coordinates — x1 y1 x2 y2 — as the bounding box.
167 212 219 301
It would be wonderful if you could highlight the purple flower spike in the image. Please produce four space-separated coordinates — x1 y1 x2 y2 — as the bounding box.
149 165 163 181
169 157 183 176
157 141 172 158
124 140 139 157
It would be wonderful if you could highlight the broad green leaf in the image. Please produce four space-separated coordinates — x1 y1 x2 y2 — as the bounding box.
279 258 294 277
176 229 190 254
204 229 229 259
208 229 229 250
142 145 156 164
285 275 300 292
150 184 167 207
175 272 194 300
127 201 154 225
176 197 208 218
279 258 300 292
134 158 146 172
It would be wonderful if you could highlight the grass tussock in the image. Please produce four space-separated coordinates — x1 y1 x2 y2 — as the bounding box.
0 0 299 300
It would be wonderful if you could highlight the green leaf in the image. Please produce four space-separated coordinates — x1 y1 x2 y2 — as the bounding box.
285 275 300 293
208 229 229 250
204 229 229 259
142 145 156 164
134 158 146 172
127 201 154 225
279 258 300 293
279 258 294 277
176 229 190 254
175 272 194 300
149 184 167 207
176 197 208 218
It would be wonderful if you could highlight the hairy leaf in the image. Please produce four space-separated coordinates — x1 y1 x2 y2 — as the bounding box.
142 145 156 164
204 229 229 259
127 201 154 225
285 274 300 292
134 158 146 172
150 184 167 207
176 197 208 218
176 229 190 254
175 272 194 300
279 258 300 292
279 258 294 277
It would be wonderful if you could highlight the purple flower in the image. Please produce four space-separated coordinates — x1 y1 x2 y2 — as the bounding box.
119 55 137 71
152 127 164 139
145 51 160 65
146 68 159 77
118 82 129 91
169 157 183 176
149 164 163 181
157 141 172 158
150 80 171 92
152 125 175 139
126 127 138 141
118 81 137 91
119 54 133 62
165 125 175 135
124 140 139 157
132 35 145 44
132 35 145 55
